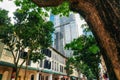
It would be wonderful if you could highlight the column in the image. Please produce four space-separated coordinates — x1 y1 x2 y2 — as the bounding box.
36 72 39 80
48 74 52 80
8 69 12 80
2 71 9 80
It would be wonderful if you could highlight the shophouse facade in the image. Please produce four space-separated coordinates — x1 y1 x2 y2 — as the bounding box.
0 42 78 80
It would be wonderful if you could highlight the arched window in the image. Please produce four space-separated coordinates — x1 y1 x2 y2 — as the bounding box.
31 75 34 80
39 74 41 80
46 76 48 80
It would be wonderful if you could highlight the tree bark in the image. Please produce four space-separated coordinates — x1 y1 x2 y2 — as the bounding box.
70 0 120 80
32 0 120 79
101 49 117 79
32 0 64 7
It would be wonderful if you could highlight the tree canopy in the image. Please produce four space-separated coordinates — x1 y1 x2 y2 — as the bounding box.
0 0 120 79
30 0 120 79
65 26 100 79
0 3 54 79
0 8 10 25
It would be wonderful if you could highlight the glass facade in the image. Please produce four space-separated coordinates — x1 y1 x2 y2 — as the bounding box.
50 13 83 57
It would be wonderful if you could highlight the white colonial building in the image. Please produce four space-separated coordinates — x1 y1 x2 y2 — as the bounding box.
0 41 78 80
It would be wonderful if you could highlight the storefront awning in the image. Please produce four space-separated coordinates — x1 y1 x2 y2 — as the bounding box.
0 61 39 71
0 61 14 67
41 69 67 75
41 69 53 74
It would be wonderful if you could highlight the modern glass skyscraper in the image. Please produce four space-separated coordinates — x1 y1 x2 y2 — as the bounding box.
50 13 85 57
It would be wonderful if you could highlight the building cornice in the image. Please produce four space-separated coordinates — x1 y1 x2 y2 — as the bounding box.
49 47 68 59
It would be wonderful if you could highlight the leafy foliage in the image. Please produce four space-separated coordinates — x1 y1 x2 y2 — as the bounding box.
0 3 54 79
30 52 45 63
14 0 70 17
65 30 100 79
46 2 70 16
0 8 10 25
65 57 74 76
0 8 54 58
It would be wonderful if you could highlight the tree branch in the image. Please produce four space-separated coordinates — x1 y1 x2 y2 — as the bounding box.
16 59 26 80
16 43 21 66
10 49 17 65
18 59 26 72
32 0 64 7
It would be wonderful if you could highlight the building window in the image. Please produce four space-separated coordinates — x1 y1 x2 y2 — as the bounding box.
46 76 48 80
60 65 63 72
31 75 34 80
41 49 51 57
57 63 59 71
44 60 51 69
48 61 51 69
60 65 61 72
44 60 48 68
55 62 56 71
40 60 43 68
19 51 27 59
52 61 54 70
39 74 41 80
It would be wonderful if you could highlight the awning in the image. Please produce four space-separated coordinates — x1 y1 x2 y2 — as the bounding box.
41 69 53 74
0 61 39 71
0 61 14 67
41 69 66 75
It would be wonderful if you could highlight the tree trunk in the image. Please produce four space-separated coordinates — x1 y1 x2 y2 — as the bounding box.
70 0 120 80
101 50 117 79
15 69 18 80
32 0 120 79
24 64 28 80
14 67 19 80
24 50 30 80
24 58 29 80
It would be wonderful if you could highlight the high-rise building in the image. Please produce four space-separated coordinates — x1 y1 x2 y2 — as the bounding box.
50 13 86 57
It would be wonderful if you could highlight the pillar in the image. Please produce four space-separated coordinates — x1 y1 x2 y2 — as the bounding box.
7 69 12 80
2 71 10 80
48 74 52 80
36 72 39 80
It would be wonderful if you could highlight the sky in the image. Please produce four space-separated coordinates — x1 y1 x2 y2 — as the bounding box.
0 0 17 23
